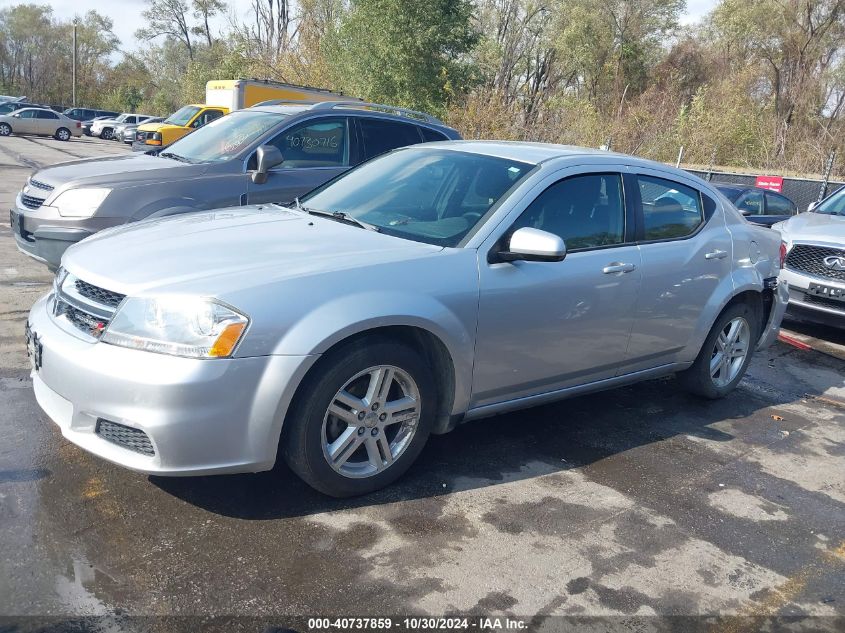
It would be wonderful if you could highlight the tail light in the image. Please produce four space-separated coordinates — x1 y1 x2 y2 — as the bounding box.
75 122 81 128
779 242 788 269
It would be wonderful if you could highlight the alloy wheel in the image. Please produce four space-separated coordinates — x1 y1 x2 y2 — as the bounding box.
57 129 70 141
0 124 10 136
710 316 750 388
321 365 421 479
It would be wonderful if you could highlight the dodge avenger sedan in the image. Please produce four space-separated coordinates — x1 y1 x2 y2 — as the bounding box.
27 142 787 496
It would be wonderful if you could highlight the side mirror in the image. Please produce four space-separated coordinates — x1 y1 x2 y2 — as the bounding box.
738 207 752 216
251 145 284 184
807 200 818 212
499 227 566 263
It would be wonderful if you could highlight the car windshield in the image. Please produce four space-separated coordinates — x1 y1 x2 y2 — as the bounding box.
716 186 742 203
301 148 534 247
161 110 285 163
813 188 845 216
115 114 128 122
165 105 201 126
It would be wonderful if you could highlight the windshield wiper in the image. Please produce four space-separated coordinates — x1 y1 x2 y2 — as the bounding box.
159 152 192 164
294 200 380 232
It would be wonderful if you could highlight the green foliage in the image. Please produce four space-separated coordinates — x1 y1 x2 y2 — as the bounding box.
325 0 480 116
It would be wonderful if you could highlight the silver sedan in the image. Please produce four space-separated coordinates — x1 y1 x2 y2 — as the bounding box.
27 142 787 496
0 108 81 141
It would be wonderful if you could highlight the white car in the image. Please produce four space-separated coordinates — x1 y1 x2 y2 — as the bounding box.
90 113 155 140
774 187 845 325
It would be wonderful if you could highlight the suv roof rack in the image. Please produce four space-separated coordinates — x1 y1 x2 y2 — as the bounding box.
309 101 445 125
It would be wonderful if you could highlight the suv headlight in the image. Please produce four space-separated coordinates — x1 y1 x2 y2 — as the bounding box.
50 188 111 217
101 296 249 358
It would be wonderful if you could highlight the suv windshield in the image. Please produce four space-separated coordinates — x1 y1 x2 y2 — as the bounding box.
814 188 845 216
301 148 534 247
162 110 285 163
165 105 201 126
115 114 128 122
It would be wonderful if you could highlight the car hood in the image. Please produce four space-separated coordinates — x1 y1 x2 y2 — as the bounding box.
31 154 205 189
778 211 845 245
62 206 440 297
138 122 173 132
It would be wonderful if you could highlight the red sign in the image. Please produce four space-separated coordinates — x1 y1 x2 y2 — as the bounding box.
755 175 784 193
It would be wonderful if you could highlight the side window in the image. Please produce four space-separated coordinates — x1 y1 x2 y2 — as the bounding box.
736 190 764 215
359 118 423 161
41 111 59 119
765 192 795 215
511 173 626 250
192 109 224 128
420 126 448 142
270 117 348 168
19 110 37 118
637 175 704 240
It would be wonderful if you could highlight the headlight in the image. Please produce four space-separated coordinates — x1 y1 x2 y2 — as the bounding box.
101 296 249 358
50 188 111 218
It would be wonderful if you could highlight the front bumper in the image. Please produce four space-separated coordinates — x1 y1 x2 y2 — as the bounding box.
780 267 845 323
28 294 317 475
10 200 119 269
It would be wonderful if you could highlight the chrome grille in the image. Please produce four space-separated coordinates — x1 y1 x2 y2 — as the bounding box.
96 419 155 456
20 193 44 210
53 275 121 338
74 279 125 308
28 179 54 192
785 244 845 282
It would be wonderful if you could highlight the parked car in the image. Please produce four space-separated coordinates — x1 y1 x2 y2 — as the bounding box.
0 101 51 115
0 108 81 141
26 142 787 496
133 104 228 151
91 113 155 140
11 101 461 269
63 108 120 122
715 184 798 227
774 186 845 325
81 115 114 136
115 117 164 143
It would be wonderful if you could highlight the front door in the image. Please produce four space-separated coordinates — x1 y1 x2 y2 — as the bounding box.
472 170 643 408
622 171 733 371
247 116 352 205
13 110 37 134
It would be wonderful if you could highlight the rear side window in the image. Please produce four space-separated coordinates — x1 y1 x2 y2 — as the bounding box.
359 118 423 160
37 110 58 119
271 117 348 168
765 192 796 215
511 173 625 250
421 127 449 142
736 190 763 215
637 175 704 240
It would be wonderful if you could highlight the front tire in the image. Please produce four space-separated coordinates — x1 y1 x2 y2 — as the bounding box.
0 123 11 136
101 128 112 140
678 301 759 399
282 337 436 497
55 127 71 141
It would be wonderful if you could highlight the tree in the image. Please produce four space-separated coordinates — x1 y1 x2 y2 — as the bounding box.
192 0 227 47
136 0 195 60
327 0 479 115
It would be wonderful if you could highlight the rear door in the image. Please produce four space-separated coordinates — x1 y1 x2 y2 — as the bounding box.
357 117 424 160
622 171 732 372
246 116 354 205
763 191 797 225
36 110 60 135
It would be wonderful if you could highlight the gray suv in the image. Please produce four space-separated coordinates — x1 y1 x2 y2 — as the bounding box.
11 102 461 269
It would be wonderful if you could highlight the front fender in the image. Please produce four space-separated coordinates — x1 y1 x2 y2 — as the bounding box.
273 291 476 416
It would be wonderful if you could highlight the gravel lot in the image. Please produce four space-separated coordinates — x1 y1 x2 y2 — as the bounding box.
0 135 843 632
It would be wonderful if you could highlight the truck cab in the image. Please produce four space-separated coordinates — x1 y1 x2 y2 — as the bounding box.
134 104 228 151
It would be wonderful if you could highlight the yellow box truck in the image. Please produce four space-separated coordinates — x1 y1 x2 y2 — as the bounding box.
134 79 358 151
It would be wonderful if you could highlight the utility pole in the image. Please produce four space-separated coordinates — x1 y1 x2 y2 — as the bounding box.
72 19 78 107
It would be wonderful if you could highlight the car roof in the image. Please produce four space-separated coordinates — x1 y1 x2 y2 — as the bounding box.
415 140 676 168
714 183 747 192
247 102 457 132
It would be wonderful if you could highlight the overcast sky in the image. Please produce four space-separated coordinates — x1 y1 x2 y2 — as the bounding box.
47 0 720 55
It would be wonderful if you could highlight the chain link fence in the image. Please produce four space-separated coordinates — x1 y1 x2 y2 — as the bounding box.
685 169 844 212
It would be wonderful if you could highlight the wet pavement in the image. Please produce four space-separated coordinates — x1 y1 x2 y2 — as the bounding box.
0 137 843 631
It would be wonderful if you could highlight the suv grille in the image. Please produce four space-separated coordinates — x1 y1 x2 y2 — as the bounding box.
28 179 54 192
58 303 109 337
74 279 125 308
96 419 155 456
785 245 845 282
20 193 44 210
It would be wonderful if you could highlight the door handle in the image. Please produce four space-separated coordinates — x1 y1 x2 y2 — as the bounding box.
602 262 637 274
705 250 728 260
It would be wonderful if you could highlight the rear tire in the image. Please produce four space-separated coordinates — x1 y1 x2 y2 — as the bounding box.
677 301 759 399
0 123 11 136
282 337 436 497
55 127 71 141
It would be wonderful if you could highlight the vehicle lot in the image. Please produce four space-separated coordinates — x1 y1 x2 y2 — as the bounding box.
0 138 843 629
